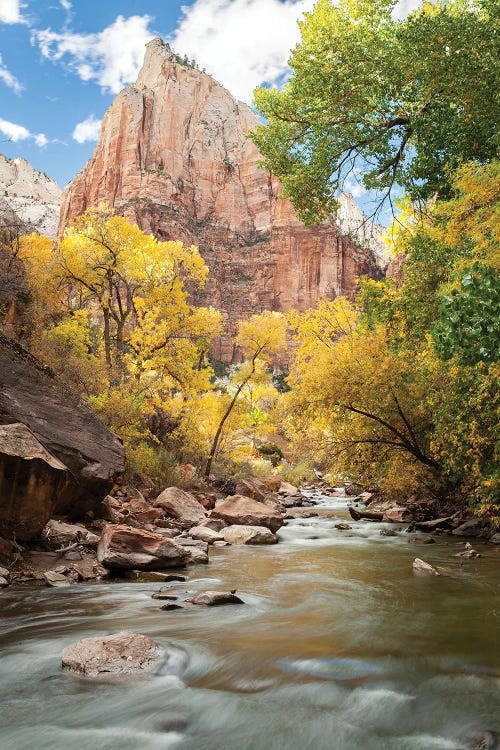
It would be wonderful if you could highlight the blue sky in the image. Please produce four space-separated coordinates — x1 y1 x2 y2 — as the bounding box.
0 0 419 219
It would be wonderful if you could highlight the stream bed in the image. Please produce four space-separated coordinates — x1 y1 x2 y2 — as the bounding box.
1 493 499 749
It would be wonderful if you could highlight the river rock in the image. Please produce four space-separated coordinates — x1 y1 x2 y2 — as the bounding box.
211 494 283 532
0 334 125 528
41 520 100 549
490 533 500 545
380 528 397 537
0 575 8 587
188 525 223 544
278 481 300 496
409 535 435 544
348 506 383 522
412 558 440 575
455 542 481 558
222 525 278 545
97 524 190 570
335 523 352 531
153 487 207 527
152 592 178 600
383 506 411 523
0 423 69 541
414 514 458 532
186 590 244 606
62 632 164 678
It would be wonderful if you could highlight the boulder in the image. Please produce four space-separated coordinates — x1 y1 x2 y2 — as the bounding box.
41 520 100 549
334 523 352 531
222 525 278 545
409 535 435 545
414 514 458 532
120 497 163 526
490 533 500 545
211 494 284 532
62 632 164 678
348 506 383 522
44 570 71 587
186 590 244 606
97 524 190 570
153 487 207 527
0 423 69 540
188 526 223 544
0 335 125 525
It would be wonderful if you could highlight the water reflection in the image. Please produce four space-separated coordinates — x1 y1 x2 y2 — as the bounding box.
1 492 499 749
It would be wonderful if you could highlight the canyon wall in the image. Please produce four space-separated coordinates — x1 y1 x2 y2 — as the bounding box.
59 38 386 361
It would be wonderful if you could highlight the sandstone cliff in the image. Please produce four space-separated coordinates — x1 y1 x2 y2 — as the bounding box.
59 38 386 360
0 154 61 239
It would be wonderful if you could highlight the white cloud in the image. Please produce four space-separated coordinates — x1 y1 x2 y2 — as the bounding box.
0 117 49 147
0 0 23 24
0 53 23 93
170 0 315 102
72 114 102 143
60 0 72 9
32 14 155 94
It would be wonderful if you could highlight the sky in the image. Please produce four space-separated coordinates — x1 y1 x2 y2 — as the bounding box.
0 0 421 213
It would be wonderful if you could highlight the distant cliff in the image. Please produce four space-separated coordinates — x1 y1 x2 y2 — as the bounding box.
59 38 387 361
0 154 61 239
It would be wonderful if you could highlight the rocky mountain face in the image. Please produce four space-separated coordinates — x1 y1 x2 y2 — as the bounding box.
0 154 61 239
59 38 387 361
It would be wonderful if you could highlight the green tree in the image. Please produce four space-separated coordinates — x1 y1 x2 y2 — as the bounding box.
252 0 499 224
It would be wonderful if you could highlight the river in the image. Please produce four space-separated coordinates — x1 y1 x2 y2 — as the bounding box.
1 492 499 749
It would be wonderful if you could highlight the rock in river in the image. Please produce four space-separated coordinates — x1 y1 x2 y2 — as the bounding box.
412 558 440 576
186 590 244 606
62 632 164 678
222 525 278 545
211 494 283 532
97 524 190 570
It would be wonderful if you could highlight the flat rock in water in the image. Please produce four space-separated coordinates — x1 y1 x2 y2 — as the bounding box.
160 602 186 611
187 590 244 606
152 592 178 600
62 632 164 678
409 535 435 545
412 558 440 575
222 525 278 545
335 523 352 531
380 528 397 537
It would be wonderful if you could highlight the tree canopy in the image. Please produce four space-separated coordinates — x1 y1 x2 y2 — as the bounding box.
252 0 500 224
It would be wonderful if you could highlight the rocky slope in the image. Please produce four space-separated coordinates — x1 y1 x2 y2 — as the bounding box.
0 154 61 239
59 38 387 360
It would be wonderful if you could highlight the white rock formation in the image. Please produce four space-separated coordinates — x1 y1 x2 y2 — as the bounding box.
0 154 61 238
336 192 390 269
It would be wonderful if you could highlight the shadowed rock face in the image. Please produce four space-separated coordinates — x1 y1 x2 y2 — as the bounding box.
59 38 386 362
0 334 125 530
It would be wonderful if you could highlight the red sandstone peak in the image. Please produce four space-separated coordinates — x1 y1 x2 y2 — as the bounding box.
59 38 386 361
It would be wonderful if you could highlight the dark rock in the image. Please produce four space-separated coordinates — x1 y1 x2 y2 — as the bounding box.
348 506 383 522
335 523 352 531
490 533 500 545
414 514 458 532
62 632 164 678
0 335 125 528
380 528 397 537
0 575 8 587
186 590 244 606
455 541 481 558
152 592 178 600
0 423 69 541
159 574 187 584
160 602 186 611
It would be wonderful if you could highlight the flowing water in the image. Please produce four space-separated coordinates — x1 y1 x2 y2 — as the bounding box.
1 493 499 750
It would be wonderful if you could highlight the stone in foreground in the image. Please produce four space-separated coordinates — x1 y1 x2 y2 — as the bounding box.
97 524 190 570
187 591 244 606
154 487 207 527
41 519 100 549
62 632 164 678
211 494 283 533
222 525 278 545
188 525 224 544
